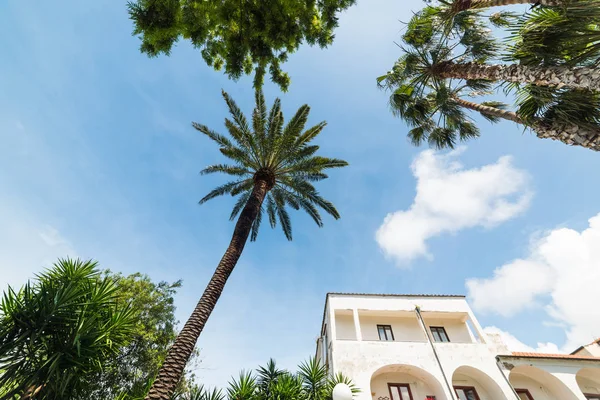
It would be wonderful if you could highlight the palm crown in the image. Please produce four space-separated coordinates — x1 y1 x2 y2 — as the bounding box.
378 8 505 148
194 89 348 241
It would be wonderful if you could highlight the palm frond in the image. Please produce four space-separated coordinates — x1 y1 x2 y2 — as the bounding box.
196 89 346 241
200 164 251 177
199 180 251 204
192 122 233 148
227 371 257 400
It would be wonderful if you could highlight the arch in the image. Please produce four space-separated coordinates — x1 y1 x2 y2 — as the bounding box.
370 364 448 400
509 365 579 400
576 367 600 398
452 365 507 399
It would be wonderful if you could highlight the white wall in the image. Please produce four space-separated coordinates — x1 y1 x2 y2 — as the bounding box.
503 361 596 400
509 373 552 400
328 295 473 315
371 371 441 400
322 295 600 400
452 372 493 400
336 312 356 340
423 317 472 344
358 315 425 342
578 344 600 357
577 369 600 395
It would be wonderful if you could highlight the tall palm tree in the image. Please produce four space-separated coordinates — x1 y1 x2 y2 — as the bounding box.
432 60 600 90
411 1 600 90
381 7 600 149
0 258 135 399
398 6 600 91
145 90 348 400
382 70 600 149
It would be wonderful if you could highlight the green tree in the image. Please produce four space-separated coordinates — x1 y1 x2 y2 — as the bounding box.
83 273 195 400
176 357 357 400
0 258 136 399
146 89 347 399
127 0 356 91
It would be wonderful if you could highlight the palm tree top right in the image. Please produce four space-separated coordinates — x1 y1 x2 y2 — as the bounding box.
379 0 600 151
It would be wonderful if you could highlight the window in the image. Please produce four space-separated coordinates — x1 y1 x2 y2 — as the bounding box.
454 386 480 400
388 384 413 400
430 326 450 343
516 389 534 400
377 325 394 341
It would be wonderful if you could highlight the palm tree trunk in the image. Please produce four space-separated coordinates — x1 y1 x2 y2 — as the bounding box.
145 179 270 400
454 97 524 123
452 0 562 12
435 61 600 91
22 385 44 399
454 97 600 150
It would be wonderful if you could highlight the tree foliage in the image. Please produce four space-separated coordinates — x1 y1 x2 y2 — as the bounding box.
506 1 600 131
378 7 505 148
127 0 356 91
0 258 136 399
83 272 194 400
0 260 197 400
380 1 600 149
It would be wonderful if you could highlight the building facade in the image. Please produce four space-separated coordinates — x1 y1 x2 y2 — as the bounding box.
315 293 600 400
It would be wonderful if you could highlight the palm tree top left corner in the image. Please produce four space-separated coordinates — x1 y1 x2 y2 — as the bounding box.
145 88 348 400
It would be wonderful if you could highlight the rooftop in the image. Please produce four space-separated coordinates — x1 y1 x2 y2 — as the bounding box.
570 337 600 355
327 292 465 298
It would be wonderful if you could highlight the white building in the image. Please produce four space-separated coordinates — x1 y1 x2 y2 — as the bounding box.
315 293 600 400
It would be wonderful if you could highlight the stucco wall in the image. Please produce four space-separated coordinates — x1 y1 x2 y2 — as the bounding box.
577 375 600 395
328 295 472 315
509 373 551 400
577 369 600 395
371 371 440 400
579 344 600 357
452 372 493 399
423 317 472 344
322 295 600 400
336 312 356 340
500 358 600 400
358 315 425 342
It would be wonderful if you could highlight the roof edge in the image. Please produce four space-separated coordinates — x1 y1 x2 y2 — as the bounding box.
498 353 600 362
327 292 465 298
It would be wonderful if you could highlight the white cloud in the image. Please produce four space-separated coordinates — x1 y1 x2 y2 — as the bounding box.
469 214 600 352
0 200 77 289
484 326 562 354
466 259 554 317
375 148 532 264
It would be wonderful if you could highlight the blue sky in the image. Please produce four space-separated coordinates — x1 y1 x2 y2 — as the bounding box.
2 0 600 389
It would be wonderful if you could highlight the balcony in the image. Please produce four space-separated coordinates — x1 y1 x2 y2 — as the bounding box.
331 309 486 345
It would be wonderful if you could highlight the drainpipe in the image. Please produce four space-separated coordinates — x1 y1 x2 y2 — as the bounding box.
415 306 456 400
495 356 522 400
